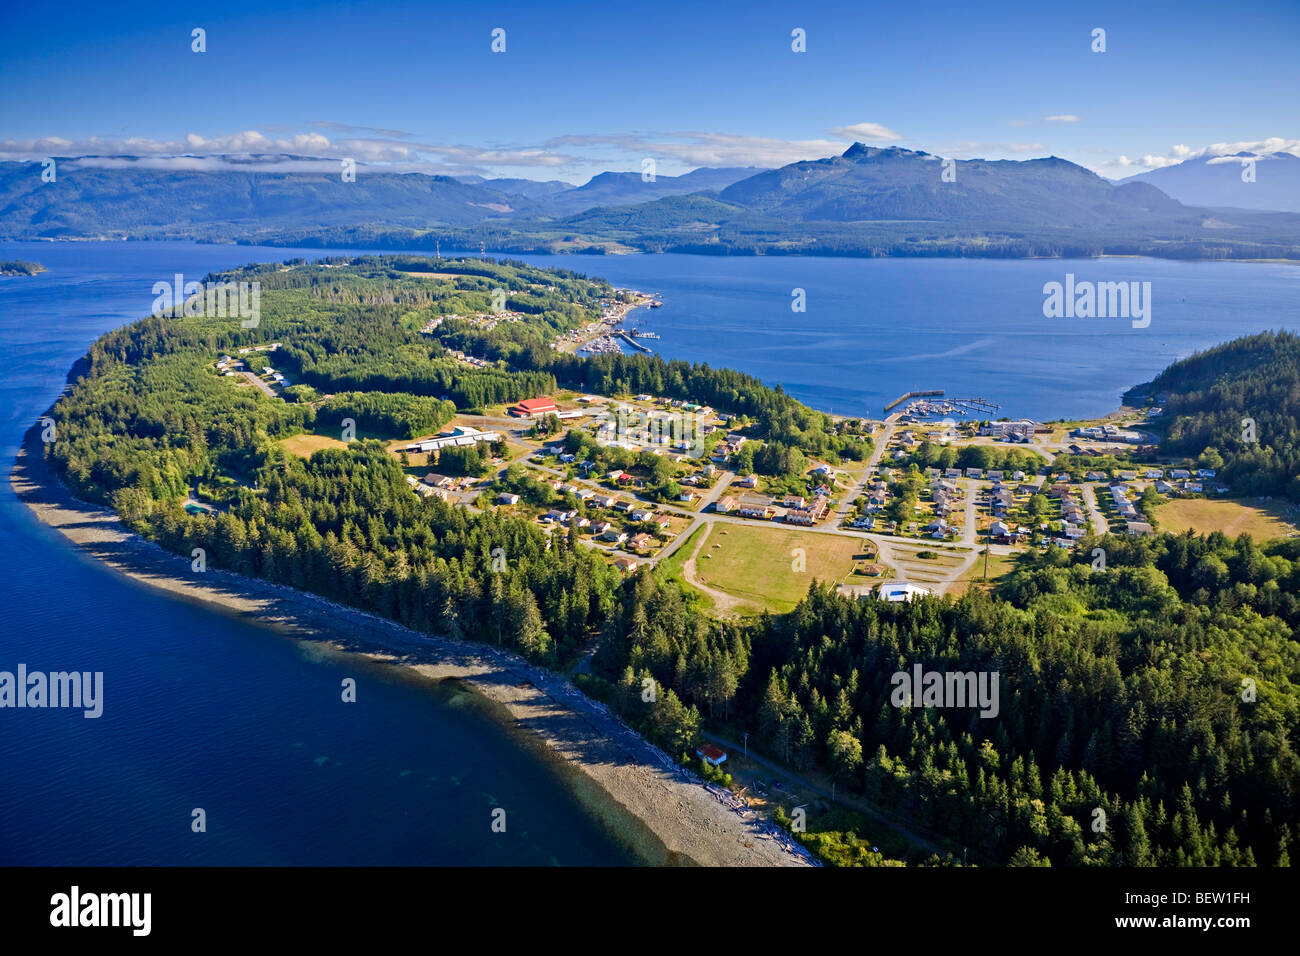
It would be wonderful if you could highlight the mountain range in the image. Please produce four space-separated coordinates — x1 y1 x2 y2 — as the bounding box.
2 148 1297 260
1127 151 1300 213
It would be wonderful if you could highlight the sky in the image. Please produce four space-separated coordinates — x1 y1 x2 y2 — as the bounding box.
2 0 1297 183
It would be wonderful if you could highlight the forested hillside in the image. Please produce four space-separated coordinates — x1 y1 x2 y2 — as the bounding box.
1126 330 1300 499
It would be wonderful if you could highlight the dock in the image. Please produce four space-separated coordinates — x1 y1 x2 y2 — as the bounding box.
615 330 654 353
948 397 1001 414
884 389 944 413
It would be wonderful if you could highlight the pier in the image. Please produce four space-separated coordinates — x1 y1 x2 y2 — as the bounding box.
615 330 654 353
948 397 1001 414
884 389 944 413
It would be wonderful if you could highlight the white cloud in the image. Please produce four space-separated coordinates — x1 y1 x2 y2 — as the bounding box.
827 122 903 142
0 130 585 177
1045 115 1080 123
1193 137 1300 159
1139 154 1180 169
1007 119 1033 128
1107 137 1300 179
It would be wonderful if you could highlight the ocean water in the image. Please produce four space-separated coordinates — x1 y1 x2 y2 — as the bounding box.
1 239 1295 864
518 252 1300 420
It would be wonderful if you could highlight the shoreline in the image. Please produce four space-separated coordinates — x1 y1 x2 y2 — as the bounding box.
9 429 813 868
6 236 1300 266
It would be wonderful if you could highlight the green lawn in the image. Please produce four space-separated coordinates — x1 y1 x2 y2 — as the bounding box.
692 524 868 613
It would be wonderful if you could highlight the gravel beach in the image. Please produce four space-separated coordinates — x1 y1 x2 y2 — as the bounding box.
11 433 813 867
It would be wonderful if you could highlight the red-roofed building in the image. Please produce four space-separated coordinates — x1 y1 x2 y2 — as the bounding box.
697 744 727 766
510 397 559 418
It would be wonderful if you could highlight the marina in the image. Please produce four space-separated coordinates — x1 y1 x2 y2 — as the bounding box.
890 391 1003 419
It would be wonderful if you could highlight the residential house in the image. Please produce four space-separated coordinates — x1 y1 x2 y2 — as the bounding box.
627 532 654 551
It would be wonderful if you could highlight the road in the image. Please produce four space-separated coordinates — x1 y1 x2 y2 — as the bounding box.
699 728 959 861
508 408 1060 598
833 414 898 524
237 369 279 399
1080 483 1109 536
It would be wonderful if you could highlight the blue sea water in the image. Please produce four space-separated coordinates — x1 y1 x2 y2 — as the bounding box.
520 252 1300 420
1 239 1297 864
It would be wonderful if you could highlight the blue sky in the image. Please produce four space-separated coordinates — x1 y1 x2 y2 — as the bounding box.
2 0 1296 182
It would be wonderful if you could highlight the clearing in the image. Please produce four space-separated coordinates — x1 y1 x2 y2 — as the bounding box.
686 523 868 614
277 433 349 458
1157 497 1296 541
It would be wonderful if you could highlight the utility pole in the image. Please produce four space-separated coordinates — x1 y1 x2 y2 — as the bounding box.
983 543 990 581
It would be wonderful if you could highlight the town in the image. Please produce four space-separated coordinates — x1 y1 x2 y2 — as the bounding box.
231 350 1285 617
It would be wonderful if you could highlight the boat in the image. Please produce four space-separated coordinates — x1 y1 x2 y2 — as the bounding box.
650 299 663 308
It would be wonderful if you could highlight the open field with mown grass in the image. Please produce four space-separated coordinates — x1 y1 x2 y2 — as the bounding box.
1156 497 1297 541
691 524 868 613
277 433 348 457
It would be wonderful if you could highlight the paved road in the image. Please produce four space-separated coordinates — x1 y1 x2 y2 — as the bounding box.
1080 483 1109 536
237 370 278 399
834 414 898 524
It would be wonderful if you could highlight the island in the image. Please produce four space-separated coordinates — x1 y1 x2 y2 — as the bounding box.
0 259 46 276
18 255 1300 868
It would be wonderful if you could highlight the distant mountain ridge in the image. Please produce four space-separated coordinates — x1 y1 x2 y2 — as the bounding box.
2 147 1298 260
1128 152 1300 213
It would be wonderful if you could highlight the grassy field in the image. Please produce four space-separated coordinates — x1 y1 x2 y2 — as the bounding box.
1156 497 1297 541
657 525 704 581
277 433 348 458
692 524 868 613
